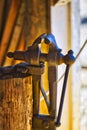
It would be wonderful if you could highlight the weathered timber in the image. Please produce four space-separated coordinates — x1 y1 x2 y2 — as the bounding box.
0 77 32 130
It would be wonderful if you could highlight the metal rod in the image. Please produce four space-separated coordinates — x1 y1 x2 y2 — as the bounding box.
48 66 57 117
75 39 87 60
55 64 70 127
32 76 40 115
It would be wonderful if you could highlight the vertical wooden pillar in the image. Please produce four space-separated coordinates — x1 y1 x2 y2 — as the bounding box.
0 77 32 130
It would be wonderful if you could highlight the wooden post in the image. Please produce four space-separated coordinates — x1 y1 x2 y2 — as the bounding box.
0 77 32 130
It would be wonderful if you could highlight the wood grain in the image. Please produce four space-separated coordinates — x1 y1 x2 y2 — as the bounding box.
0 77 32 130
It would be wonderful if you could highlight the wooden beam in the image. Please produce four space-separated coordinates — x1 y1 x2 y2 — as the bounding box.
0 0 21 66
0 77 32 130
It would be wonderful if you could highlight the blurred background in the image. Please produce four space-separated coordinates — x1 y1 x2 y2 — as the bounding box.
51 0 87 130
0 0 87 130
80 0 87 130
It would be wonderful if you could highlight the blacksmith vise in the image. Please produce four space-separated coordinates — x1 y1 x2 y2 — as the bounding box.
0 33 75 130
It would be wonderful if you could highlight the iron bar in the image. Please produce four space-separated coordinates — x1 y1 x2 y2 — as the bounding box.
55 64 70 126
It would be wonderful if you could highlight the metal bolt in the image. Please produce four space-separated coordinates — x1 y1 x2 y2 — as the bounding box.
68 50 73 55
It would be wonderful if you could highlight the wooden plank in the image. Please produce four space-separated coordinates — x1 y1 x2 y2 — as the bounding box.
0 77 32 130
0 0 21 66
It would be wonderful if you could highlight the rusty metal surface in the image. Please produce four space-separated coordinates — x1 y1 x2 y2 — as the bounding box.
33 115 55 130
7 34 75 66
0 62 44 79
